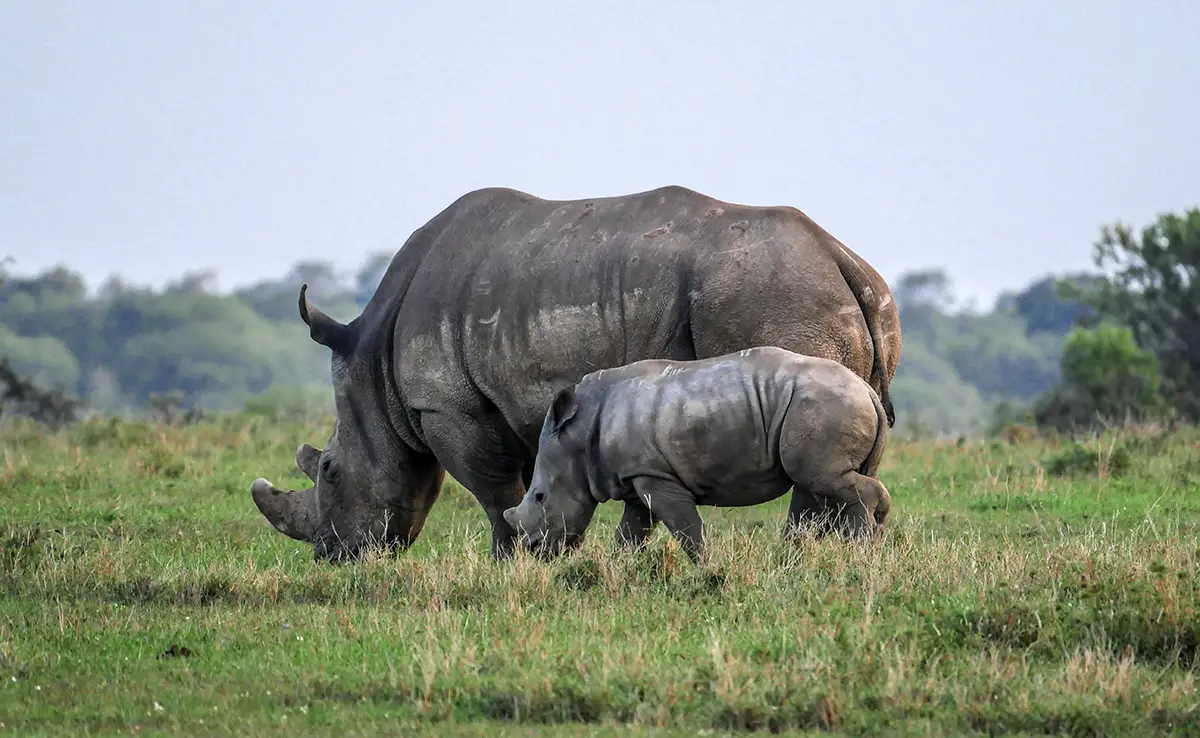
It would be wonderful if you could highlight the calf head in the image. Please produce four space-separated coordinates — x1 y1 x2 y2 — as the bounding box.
251 284 445 562
503 384 598 557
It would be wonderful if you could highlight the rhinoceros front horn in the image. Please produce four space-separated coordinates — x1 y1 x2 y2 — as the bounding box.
251 478 316 542
298 283 358 354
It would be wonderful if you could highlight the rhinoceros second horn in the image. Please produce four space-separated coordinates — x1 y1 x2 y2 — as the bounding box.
297 283 358 355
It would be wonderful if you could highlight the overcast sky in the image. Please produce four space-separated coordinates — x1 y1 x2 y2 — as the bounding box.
2 2 1197 308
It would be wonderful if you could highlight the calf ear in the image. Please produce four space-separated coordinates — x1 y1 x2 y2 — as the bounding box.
295 443 322 482
550 385 578 431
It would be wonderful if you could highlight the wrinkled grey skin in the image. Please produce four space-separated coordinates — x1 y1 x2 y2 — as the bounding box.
502 347 891 562
250 185 901 562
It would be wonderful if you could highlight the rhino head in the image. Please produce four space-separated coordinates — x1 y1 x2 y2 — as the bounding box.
502 384 598 558
250 284 445 562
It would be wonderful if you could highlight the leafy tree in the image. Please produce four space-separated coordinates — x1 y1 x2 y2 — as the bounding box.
895 268 955 312
893 268 1064 405
163 269 220 295
995 273 1099 336
0 325 80 390
1033 324 1168 432
101 289 329 408
939 312 1061 400
1064 208 1200 418
0 265 98 395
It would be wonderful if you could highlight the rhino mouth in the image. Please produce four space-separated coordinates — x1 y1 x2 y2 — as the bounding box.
521 530 584 559
312 512 429 564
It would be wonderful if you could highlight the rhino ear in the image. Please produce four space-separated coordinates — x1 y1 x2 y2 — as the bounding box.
295 443 322 482
298 283 358 354
550 384 578 432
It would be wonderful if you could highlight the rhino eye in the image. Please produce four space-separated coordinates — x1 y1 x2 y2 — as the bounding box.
321 458 337 481
534 491 545 504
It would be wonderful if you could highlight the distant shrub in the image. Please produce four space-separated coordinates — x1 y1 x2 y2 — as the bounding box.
986 399 1036 441
147 390 204 426
0 356 80 430
73 415 158 450
1042 439 1133 478
1033 325 1169 432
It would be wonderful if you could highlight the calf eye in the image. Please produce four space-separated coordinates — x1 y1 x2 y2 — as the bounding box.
534 492 545 504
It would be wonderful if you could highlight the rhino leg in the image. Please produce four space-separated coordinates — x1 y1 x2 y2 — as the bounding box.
614 499 660 552
486 484 525 559
784 486 835 539
421 411 527 560
869 477 892 530
814 472 888 539
630 477 705 564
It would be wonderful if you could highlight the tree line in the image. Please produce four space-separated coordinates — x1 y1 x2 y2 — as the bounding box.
2 206 1197 436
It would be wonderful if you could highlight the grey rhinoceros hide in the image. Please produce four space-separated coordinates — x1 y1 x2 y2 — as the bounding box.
250 184 901 562
502 346 892 563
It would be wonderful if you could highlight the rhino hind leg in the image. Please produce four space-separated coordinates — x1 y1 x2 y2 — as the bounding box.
784 486 835 539
778 385 886 539
805 472 888 539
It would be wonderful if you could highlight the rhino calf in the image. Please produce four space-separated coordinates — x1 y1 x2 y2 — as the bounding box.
502 346 891 562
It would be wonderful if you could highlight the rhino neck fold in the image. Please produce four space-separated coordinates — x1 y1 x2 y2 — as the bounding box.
349 235 434 459
350 300 429 459
583 398 617 504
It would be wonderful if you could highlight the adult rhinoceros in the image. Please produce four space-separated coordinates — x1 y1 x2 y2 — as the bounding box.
251 185 901 562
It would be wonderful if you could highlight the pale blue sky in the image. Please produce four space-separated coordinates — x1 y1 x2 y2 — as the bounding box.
2 2 1197 308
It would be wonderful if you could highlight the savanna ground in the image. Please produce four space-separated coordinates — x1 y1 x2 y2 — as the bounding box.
2 411 1199 736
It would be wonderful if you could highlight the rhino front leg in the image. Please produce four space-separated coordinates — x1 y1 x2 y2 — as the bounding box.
482 483 525 560
420 411 527 560
630 477 705 563
614 499 660 552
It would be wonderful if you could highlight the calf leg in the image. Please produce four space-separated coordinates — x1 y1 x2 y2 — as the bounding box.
614 499 660 551
872 478 892 529
817 472 888 538
630 477 705 563
785 486 834 539
778 391 887 540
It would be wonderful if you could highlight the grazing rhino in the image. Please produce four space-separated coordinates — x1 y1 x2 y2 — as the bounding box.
251 185 901 562
501 346 891 562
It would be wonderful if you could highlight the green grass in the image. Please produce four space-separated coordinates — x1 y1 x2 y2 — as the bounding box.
2 414 1200 736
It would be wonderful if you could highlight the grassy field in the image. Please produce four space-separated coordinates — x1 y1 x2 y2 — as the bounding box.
2 412 1200 736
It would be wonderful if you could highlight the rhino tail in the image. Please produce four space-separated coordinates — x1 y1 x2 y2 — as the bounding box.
832 245 896 428
860 386 889 478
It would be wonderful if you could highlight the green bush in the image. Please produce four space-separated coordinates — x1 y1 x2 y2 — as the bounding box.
1034 324 1168 432
1042 439 1133 478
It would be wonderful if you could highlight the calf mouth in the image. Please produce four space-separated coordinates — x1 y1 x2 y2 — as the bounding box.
521 530 585 560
